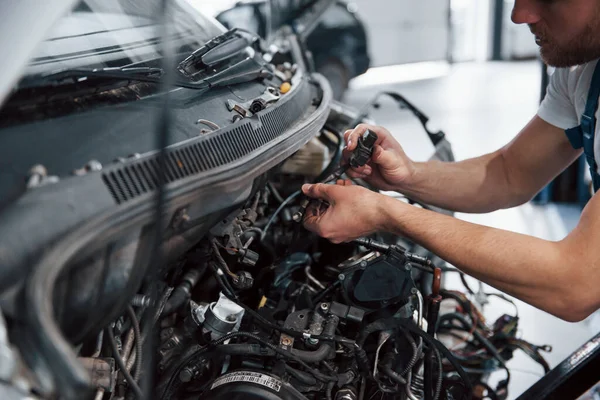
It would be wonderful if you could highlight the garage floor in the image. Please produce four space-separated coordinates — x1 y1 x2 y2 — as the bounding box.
343 60 599 399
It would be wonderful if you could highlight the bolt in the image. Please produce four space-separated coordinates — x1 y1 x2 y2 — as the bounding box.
360 261 368 268
131 295 151 308
411 288 418 295
179 366 197 383
404 264 412 271
338 273 346 281
281 337 293 346
320 303 330 311
307 337 319 346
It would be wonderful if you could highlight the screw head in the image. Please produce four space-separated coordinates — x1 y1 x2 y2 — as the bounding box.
411 288 418 295
360 261 367 268
281 336 292 346
338 273 346 281
320 302 329 311
405 264 412 271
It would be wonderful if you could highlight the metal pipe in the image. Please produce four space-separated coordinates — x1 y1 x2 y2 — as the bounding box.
94 389 105 400
305 266 326 290
92 331 104 358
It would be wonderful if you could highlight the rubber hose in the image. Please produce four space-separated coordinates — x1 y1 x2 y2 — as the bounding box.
285 365 318 386
216 344 276 357
290 315 339 362
161 266 206 317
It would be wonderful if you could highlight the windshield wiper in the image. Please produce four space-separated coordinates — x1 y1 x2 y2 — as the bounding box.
18 35 271 94
18 66 165 90
177 28 258 78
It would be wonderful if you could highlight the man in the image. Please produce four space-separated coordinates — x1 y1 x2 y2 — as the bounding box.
301 0 600 323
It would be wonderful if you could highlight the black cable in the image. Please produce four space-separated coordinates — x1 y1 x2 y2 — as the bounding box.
261 190 302 240
125 306 143 383
399 329 419 377
396 319 473 400
106 326 143 399
211 332 337 383
315 128 344 184
438 313 510 387
208 261 237 300
312 280 340 304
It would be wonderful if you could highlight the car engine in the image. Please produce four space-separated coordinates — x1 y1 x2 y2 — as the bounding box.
0 2 553 399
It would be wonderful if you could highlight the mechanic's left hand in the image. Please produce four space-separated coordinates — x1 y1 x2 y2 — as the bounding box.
302 180 387 243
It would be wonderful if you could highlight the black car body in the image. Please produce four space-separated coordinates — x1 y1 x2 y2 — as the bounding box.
217 0 370 99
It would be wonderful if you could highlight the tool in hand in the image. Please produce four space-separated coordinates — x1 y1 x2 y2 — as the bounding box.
292 129 378 222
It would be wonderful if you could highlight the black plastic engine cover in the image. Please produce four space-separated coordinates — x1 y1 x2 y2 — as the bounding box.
341 252 416 310
198 370 306 400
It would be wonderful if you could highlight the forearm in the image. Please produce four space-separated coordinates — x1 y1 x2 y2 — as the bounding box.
380 196 579 321
398 151 523 213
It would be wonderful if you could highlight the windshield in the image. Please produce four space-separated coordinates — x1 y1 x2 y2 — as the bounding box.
22 0 226 78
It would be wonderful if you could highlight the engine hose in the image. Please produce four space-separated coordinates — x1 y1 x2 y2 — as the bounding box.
215 344 276 357
161 265 207 317
285 365 318 386
325 381 335 400
290 315 339 362
106 326 143 399
212 332 337 383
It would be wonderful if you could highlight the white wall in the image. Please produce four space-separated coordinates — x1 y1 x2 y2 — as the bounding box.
501 0 538 59
352 0 450 66
449 0 494 62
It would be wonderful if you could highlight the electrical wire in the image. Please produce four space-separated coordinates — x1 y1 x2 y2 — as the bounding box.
261 190 302 240
106 325 143 399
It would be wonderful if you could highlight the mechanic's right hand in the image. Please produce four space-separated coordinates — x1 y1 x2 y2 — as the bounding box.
343 124 415 191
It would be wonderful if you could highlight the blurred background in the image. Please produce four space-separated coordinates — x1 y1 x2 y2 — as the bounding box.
188 1 596 398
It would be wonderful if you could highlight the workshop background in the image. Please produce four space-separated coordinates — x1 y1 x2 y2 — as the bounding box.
195 0 598 398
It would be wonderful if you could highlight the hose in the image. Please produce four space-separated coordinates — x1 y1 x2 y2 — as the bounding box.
211 331 337 383
290 315 339 362
285 365 318 386
216 344 276 357
161 265 207 317
325 381 335 400
105 326 143 399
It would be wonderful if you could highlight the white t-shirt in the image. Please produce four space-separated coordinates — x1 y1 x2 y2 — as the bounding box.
537 59 600 174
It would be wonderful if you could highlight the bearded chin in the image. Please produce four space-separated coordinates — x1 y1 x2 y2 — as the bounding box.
540 23 600 67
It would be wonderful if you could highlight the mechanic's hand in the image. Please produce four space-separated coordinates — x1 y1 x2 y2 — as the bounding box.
301 180 387 243
344 124 415 191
